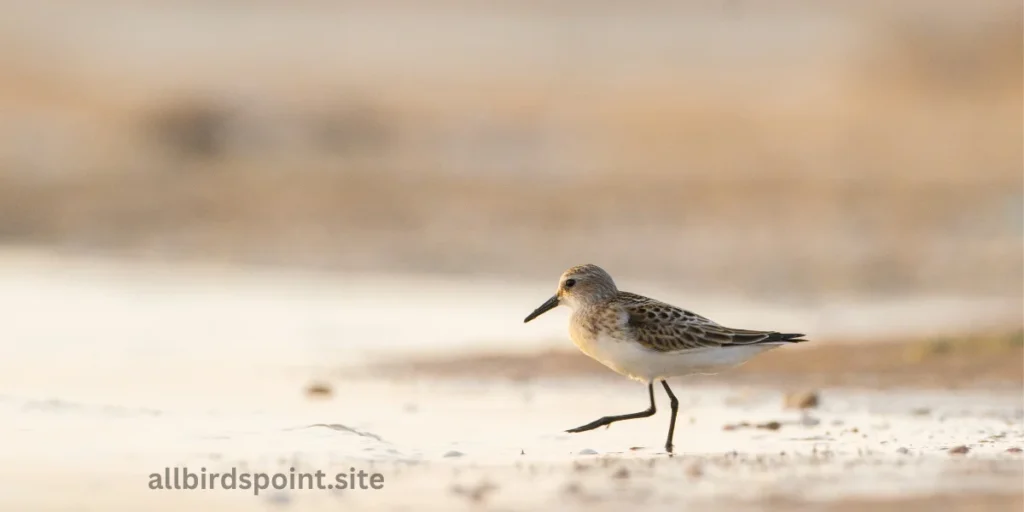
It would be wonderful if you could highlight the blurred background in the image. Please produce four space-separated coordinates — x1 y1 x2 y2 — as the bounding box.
0 0 1020 301
1 2 1022 510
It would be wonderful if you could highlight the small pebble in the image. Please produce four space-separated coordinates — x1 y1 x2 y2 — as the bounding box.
784 390 820 409
800 415 821 427
578 448 599 455
304 382 333 399
1006 447 1022 454
267 493 291 506
756 421 782 431
451 481 497 503
948 445 970 455
443 450 465 458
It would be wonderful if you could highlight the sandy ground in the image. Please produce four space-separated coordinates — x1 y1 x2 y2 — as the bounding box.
1 253 1021 511
381 330 1024 390
3 378 1023 511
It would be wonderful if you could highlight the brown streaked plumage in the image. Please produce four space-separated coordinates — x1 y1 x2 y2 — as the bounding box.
523 263 808 454
618 291 806 352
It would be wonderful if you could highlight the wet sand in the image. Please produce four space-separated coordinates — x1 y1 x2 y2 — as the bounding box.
3 378 1023 511
1 253 1021 511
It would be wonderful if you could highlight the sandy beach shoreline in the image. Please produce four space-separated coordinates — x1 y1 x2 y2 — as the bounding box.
3 377 1022 511
1 252 1021 511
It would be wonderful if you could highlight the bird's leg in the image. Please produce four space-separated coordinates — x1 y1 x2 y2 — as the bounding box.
660 380 680 454
566 382 656 433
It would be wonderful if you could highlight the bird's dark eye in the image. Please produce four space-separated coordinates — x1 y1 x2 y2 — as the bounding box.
564 279 576 288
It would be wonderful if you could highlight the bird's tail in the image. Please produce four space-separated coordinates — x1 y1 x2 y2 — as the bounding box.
766 332 807 343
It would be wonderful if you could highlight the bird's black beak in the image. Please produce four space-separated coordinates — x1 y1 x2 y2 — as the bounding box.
524 295 560 323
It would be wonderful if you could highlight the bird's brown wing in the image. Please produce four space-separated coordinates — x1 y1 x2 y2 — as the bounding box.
617 292 806 352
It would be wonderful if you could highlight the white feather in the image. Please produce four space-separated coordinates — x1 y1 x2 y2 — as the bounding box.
573 331 783 383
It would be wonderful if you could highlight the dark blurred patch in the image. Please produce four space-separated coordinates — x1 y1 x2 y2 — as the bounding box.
145 100 236 162
863 14 1023 95
0 176 45 241
143 99 397 164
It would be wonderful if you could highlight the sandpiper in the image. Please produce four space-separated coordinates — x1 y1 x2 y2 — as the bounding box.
523 264 806 454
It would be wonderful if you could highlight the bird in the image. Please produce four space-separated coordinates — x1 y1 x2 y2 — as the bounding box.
523 263 806 454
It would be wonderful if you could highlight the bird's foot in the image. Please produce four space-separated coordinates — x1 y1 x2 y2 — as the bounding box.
565 418 611 433
565 425 594 434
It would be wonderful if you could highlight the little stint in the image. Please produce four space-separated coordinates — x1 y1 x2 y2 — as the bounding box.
523 264 806 454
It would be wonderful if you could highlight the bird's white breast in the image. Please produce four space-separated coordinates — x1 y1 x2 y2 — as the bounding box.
568 311 659 382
